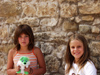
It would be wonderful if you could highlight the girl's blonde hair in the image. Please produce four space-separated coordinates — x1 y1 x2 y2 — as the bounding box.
65 34 90 73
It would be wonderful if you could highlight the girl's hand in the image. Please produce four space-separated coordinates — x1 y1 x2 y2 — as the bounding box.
24 65 30 73
15 66 20 72
24 66 33 74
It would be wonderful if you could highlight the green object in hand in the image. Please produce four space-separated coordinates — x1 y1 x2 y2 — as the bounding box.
16 56 30 74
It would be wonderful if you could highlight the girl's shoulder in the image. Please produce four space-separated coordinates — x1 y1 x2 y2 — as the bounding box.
83 60 97 75
84 60 97 71
34 47 40 50
8 48 17 57
33 47 42 56
84 60 95 67
34 46 41 52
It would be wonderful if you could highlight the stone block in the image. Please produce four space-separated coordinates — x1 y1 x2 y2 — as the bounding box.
21 3 36 17
96 35 100 40
39 0 57 2
0 25 9 39
45 55 60 72
91 26 99 33
19 17 39 26
93 18 100 25
82 16 94 21
67 0 77 2
0 2 21 17
79 24 91 33
75 16 82 23
90 56 98 68
60 3 77 18
41 42 54 54
34 32 50 41
90 41 100 56
78 2 100 14
40 18 57 26
62 20 78 31
36 2 58 17
6 17 16 24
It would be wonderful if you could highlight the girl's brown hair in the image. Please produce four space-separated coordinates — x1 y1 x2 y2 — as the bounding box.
65 34 90 73
14 24 34 50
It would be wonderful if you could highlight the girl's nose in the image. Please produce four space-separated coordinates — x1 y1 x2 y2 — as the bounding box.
74 47 77 51
22 37 25 40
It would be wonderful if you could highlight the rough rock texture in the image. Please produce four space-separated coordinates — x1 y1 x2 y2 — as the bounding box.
0 0 100 75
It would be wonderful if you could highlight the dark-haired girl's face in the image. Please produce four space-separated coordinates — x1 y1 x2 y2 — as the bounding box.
18 33 29 48
70 39 84 63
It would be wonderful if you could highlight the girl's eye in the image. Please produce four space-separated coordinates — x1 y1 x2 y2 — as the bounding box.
71 46 75 49
77 46 81 48
26 60 27 62
25 35 28 37
22 60 23 62
25 35 29 37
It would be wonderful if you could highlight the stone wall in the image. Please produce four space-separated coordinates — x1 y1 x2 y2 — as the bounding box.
0 0 100 75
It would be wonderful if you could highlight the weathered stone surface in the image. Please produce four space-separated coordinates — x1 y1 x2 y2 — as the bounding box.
79 24 91 33
62 20 78 31
32 27 41 32
40 26 53 32
0 25 9 39
82 16 94 21
39 0 57 2
36 2 58 17
58 0 64 3
0 64 7 75
34 32 50 41
60 3 77 18
11 0 33 2
0 2 21 17
28 17 39 26
6 17 16 23
0 58 5 66
40 18 57 26
91 26 100 33
59 67 64 75
75 16 82 23
91 56 98 68
93 18 100 25
21 3 36 17
0 0 100 75
51 45 66 59
0 44 14 53
19 17 39 26
67 0 77 2
44 72 50 75
67 32 74 37
9 24 17 36
2 40 8 44
41 42 54 54
96 35 100 40
50 32 67 38
90 41 100 56
84 34 96 40
45 55 60 72
78 2 100 14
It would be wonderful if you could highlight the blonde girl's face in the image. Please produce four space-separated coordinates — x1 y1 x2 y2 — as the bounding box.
18 33 29 47
70 39 84 63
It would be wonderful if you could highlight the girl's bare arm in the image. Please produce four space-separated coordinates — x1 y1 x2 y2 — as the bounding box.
7 49 19 75
32 47 46 75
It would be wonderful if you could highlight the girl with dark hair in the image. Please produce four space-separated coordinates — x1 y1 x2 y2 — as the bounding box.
7 24 46 75
65 34 97 75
